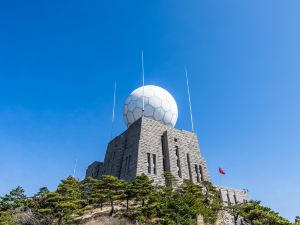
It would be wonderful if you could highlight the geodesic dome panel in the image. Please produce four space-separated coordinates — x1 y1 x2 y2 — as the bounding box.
123 85 178 127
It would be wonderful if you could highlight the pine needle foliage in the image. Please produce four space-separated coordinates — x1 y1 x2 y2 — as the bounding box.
39 176 85 224
100 175 126 215
131 173 154 207
0 175 296 225
236 201 292 225
0 186 28 225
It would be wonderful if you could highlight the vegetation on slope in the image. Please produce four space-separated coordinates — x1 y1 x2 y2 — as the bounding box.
0 174 295 225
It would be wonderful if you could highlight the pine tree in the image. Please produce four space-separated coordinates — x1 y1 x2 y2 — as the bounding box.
40 176 85 224
162 172 178 189
26 186 54 224
0 186 28 225
295 216 300 225
200 181 220 205
82 177 106 210
100 175 126 215
0 186 28 211
34 187 50 198
180 180 219 224
124 182 134 212
237 201 291 225
181 180 204 198
131 173 154 206
0 211 16 225
224 204 241 225
30 186 50 211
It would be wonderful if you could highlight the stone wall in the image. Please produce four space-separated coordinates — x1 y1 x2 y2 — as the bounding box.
85 161 104 179
102 118 142 182
136 117 210 185
216 185 248 205
95 116 210 186
85 117 249 206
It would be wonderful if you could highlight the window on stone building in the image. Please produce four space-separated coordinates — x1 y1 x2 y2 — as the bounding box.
226 192 231 205
175 146 182 178
198 165 204 181
174 138 178 142
233 193 238 205
161 136 166 172
152 154 157 174
195 165 200 182
147 153 151 174
187 154 192 181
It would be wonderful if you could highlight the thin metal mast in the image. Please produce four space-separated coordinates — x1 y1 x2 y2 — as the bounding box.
141 51 145 114
110 80 117 139
72 156 78 178
185 67 195 132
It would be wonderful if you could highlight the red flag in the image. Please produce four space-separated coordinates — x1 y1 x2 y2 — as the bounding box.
219 168 225 175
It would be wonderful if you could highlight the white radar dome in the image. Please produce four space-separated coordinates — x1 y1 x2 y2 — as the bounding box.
123 85 178 128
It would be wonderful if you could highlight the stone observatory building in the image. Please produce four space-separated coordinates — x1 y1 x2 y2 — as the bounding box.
86 85 248 205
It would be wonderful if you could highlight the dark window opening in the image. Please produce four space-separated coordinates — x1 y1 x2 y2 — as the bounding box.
233 194 238 205
162 159 166 172
175 146 182 178
152 154 157 174
178 170 182 178
147 153 151 174
227 192 231 205
174 138 178 142
161 136 166 172
195 165 200 182
198 165 204 181
187 154 192 181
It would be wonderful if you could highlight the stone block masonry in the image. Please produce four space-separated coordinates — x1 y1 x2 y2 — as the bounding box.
86 116 248 205
87 117 210 186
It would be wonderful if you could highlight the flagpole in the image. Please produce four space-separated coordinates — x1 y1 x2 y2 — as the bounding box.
219 170 222 186
218 166 220 186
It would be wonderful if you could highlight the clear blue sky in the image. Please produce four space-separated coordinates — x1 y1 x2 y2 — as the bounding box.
0 0 299 221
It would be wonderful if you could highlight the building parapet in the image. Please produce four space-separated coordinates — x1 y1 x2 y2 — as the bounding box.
215 185 248 205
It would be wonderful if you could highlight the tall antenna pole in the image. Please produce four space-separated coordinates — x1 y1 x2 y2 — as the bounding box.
72 156 78 178
185 67 195 132
110 81 117 139
141 51 145 114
